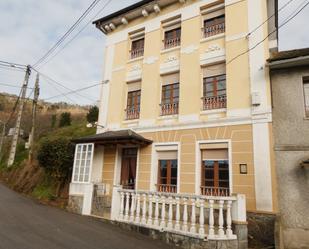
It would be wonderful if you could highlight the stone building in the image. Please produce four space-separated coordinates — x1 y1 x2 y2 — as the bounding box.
268 48 309 249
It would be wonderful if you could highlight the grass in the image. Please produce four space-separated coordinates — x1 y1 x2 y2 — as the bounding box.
32 178 56 201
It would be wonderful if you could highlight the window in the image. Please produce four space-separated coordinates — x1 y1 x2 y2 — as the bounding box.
161 83 179 115
126 90 141 120
202 64 226 110
164 27 181 49
73 144 94 183
303 79 309 117
203 14 225 38
130 38 144 59
200 143 229 196
157 159 178 193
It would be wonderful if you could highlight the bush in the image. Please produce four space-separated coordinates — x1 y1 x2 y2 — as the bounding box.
59 112 71 127
86 106 99 124
37 137 74 182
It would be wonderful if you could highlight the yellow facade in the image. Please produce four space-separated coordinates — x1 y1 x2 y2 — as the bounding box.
94 0 277 213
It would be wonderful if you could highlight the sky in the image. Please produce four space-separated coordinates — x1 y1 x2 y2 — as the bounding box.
0 0 308 105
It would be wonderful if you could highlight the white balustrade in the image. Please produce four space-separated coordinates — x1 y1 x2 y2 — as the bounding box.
115 189 242 241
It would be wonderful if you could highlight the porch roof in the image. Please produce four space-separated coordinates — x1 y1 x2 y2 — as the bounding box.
72 129 152 146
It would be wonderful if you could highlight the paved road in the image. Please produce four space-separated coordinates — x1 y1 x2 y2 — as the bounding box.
0 183 174 249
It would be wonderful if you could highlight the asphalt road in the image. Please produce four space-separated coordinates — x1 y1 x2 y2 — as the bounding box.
0 183 174 249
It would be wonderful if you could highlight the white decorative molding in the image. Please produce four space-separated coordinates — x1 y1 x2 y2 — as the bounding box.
160 56 180 75
138 119 155 126
200 108 226 116
126 64 142 82
143 56 159 65
201 33 225 43
181 45 198 54
178 114 199 123
226 108 251 117
200 45 226 66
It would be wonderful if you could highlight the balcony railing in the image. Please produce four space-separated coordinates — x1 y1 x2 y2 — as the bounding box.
160 102 179 116
125 107 140 120
201 186 230 197
202 95 226 111
202 22 225 38
156 184 177 193
163 37 181 49
130 48 144 59
112 188 246 240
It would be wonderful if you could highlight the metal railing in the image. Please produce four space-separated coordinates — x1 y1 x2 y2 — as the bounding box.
202 22 225 38
125 107 140 120
200 186 230 197
156 184 177 193
163 37 181 49
202 95 226 110
130 48 144 59
160 102 179 116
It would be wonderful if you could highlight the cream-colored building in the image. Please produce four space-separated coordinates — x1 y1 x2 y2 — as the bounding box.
69 1 278 248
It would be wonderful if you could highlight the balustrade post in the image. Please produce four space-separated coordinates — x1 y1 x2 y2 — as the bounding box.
167 196 173 230
154 194 159 227
130 192 136 222
199 198 205 236
160 196 166 229
141 193 147 224
182 197 188 232
218 200 225 238
226 200 233 237
147 194 153 226
124 192 130 221
175 197 180 231
119 191 125 220
135 193 141 223
208 199 215 238
190 198 196 234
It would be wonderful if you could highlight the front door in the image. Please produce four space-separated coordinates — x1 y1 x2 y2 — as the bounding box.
120 148 137 189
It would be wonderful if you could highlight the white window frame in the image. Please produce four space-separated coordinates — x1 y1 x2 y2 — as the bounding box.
195 139 232 195
150 142 180 193
302 77 309 118
72 143 94 184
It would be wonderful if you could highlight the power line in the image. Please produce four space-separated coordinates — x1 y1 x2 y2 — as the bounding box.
44 81 104 101
247 0 296 37
227 0 309 66
37 0 113 69
0 82 34 90
32 0 101 68
0 60 27 68
31 67 96 102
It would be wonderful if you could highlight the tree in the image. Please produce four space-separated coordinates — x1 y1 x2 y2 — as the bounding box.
86 106 99 123
59 112 71 127
51 114 57 128
37 138 74 195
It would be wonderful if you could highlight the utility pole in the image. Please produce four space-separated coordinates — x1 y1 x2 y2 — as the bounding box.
28 73 40 162
0 121 5 160
7 65 31 167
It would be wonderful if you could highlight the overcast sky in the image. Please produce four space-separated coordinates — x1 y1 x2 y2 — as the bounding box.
0 0 308 105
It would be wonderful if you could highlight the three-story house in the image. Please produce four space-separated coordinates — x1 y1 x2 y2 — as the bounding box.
69 0 278 248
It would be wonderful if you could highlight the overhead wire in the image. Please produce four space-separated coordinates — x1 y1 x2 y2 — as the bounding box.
32 0 101 68
37 0 113 69
227 0 309 66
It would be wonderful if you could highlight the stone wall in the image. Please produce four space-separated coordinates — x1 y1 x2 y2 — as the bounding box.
271 66 309 249
67 195 83 214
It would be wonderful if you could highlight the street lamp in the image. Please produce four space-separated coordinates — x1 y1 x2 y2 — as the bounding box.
86 122 104 129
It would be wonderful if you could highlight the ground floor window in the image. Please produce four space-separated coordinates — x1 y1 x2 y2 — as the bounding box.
73 143 94 183
201 146 229 196
157 159 178 193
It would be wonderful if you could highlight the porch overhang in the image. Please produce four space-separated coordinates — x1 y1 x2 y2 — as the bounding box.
72 129 152 147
